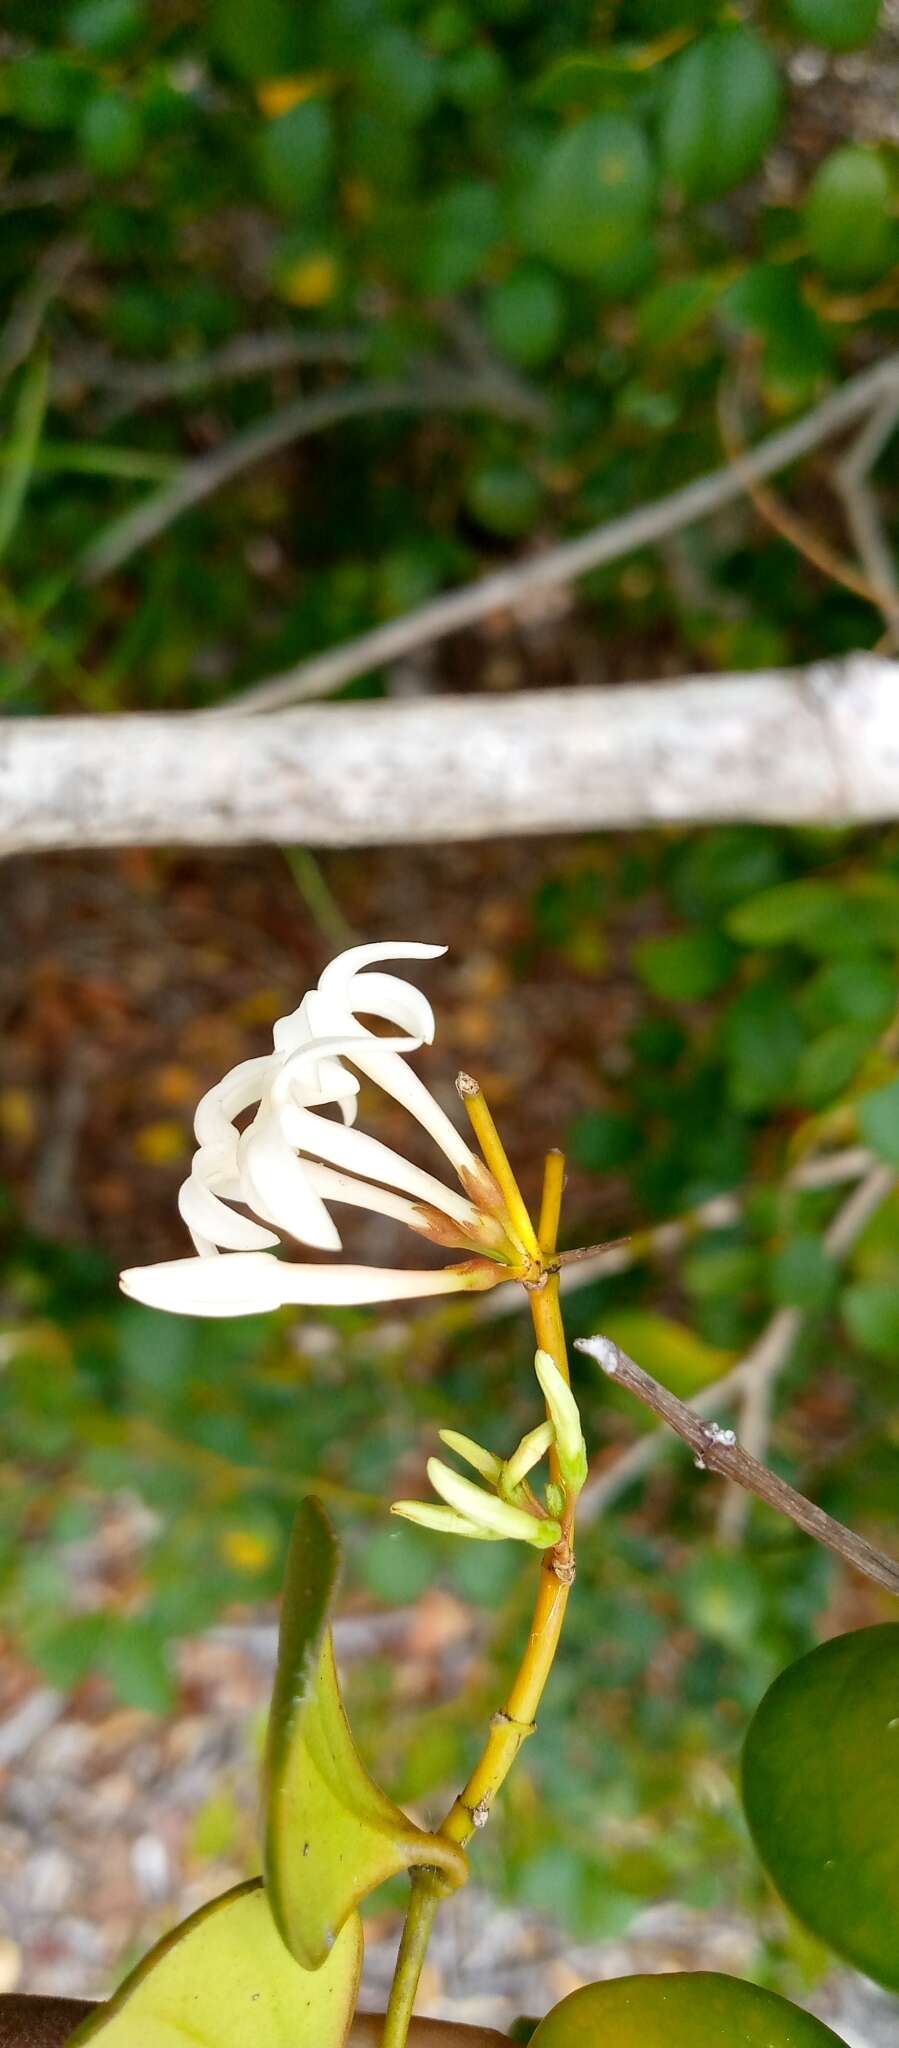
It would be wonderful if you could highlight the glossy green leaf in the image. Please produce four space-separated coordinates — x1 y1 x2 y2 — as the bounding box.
263 1499 466 1970
660 29 782 200
69 1881 362 2046
788 0 881 50
527 114 654 280
743 1626 899 1990
257 101 335 216
805 147 894 285
843 1278 899 1359
528 1972 844 2046
485 266 566 369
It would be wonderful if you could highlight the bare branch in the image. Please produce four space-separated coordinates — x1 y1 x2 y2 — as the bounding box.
576 1333 899 1600
6 654 899 853
78 368 548 585
224 349 899 714
53 329 373 421
716 1157 895 1544
835 392 899 647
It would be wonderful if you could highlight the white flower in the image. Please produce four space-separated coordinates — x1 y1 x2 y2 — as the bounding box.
120 942 514 1319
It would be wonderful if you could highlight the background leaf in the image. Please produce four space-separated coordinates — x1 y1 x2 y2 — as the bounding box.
528 1972 845 2046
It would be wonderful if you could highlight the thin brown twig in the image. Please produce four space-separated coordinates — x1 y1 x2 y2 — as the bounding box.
834 391 899 650
576 1334 899 1600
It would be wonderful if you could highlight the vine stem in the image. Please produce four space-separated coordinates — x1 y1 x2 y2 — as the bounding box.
380 1126 575 2048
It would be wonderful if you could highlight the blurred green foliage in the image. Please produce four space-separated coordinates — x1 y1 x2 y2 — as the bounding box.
0 0 896 707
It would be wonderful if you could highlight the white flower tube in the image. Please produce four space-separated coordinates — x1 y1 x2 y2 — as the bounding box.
120 1252 500 1319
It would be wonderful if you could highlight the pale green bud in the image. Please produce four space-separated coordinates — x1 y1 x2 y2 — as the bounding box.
438 1429 503 1484
391 1500 505 1541
427 1458 560 1548
501 1419 555 1498
534 1348 588 1496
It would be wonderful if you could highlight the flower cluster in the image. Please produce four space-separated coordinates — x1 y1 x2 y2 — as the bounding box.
120 943 518 1319
392 1347 587 1548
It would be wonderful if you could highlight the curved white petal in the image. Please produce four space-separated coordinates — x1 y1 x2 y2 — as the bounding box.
342 971 436 1044
178 1171 279 1254
278 1101 481 1230
343 1041 477 1180
193 1056 272 1147
238 1107 342 1253
318 941 446 997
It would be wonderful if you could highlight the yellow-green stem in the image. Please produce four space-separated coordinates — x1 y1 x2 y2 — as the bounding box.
381 1145 574 2048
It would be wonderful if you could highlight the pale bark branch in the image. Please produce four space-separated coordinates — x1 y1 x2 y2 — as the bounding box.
5 653 899 854
576 1333 899 1600
225 348 899 714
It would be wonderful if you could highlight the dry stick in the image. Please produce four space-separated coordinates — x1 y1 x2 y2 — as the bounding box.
78 369 548 586
834 391 899 649
717 371 899 630
576 1158 896 1530
226 348 899 714
478 1145 874 1319
576 1334 899 1601
53 329 371 420
717 1159 896 1544
0 237 85 394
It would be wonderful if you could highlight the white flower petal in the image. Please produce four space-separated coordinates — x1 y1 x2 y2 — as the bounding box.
437 1430 504 1484
342 970 437 1044
178 1170 280 1254
302 1162 441 1238
277 1101 481 1232
502 1420 555 1496
342 1041 478 1182
193 1056 272 1147
318 942 446 1003
238 1107 342 1253
120 1252 290 1317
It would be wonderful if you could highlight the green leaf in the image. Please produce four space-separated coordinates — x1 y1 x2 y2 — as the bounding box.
803 955 895 1031
726 878 845 948
70 1880 362 2045
742 1627 899 1990
723 981 804 1112
485 265 566 369
795 1023 872 1108
0 352 49 563
858 1077 899 1167
357 27 440 126
211 0 310 82
528 1973 844 2046
595 1310 733 1401
466 460 541 537
805 147 894 286
526 114 655 280
842 1279 899 1360
634 930 735 1002
66 0 147 56
770 1235 836 1312
257 101 335 215
788 0 881 51
569 1110 641 1173
262 1499 466 1970
660 29 783 201
78 90 145 178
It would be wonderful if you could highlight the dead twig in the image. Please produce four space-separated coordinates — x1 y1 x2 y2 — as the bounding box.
834 391 899 649
577 1333 899 1600
223 348 899 713
79 369 548 586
